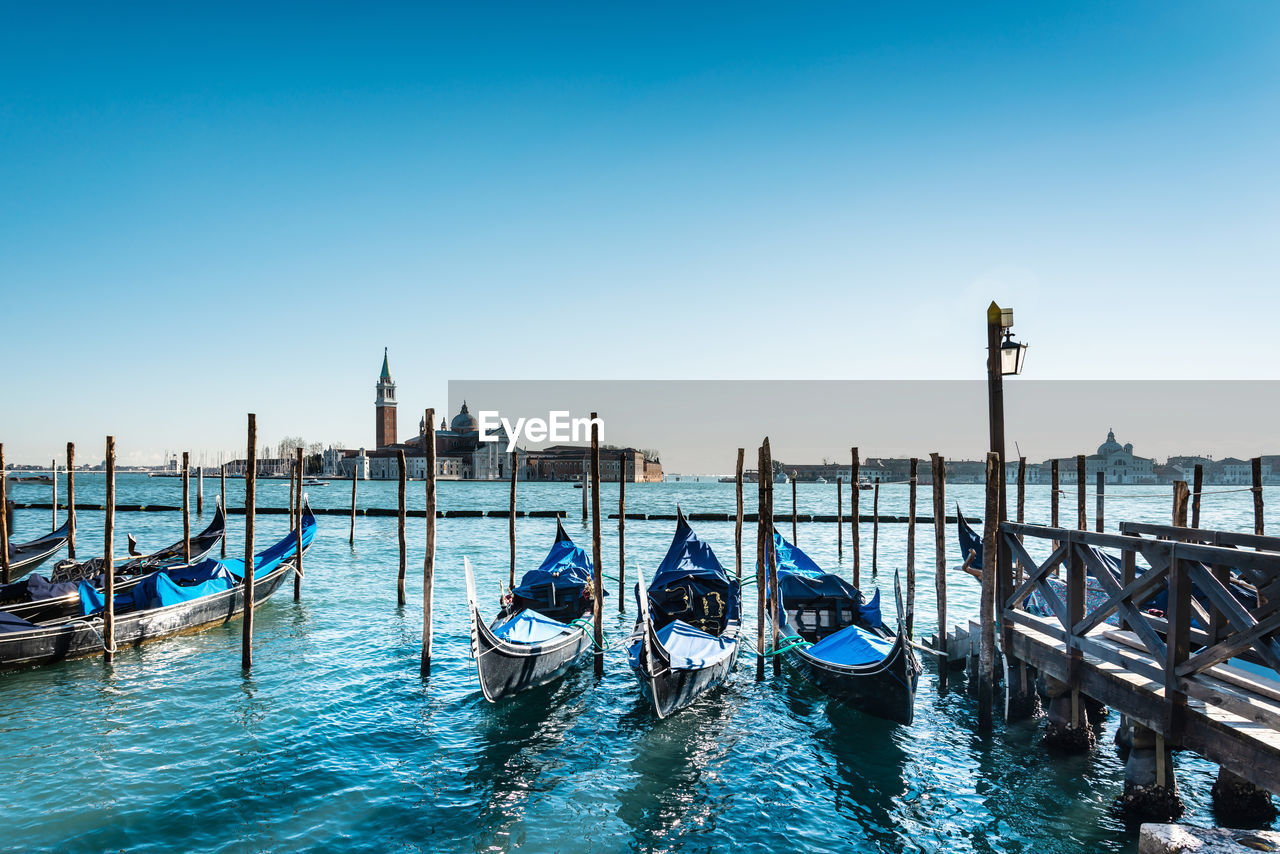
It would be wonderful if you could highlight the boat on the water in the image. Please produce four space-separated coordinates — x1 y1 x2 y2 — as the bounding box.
303 478 329 487
627 510 741 718
464 519 596 702
0 504 314 671
0 502 227 623
773 532 919 724
4 520 72 581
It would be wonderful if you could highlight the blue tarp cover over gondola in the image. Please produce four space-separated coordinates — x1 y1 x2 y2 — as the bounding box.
650 515 729 590
491 608 574 644
645 514 739 626
773 532 883 628
629 619 736 670
957 507 984 569
807 621 896 667
0 611 38 634
512 519 593 599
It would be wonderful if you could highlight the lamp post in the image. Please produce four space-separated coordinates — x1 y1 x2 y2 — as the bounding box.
986 301 1029 716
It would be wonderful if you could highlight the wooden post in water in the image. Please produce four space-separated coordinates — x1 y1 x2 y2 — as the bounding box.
765 439 780 676
1191 463 1204 529
1095 470 1105 533
852 448 860 588
1076 455 1086 530
422 409 436 676
618 452 627 612
52 458 58 530
242 414 257 670
581 459 588 523
930 453 947 678
734 448 744 580
791 474 798 544
182 451 191 564
220 463 227 558
836 477 843 560
396 449 407 607
1016 457 1026 526
872 479 880 575
1050 459 1059 529
288 458 296 529
755 444 767 681
349 463 357 546
1253 457 1265 536
906 458 917 637
294 446 303 601
66 443 76 559
979 451 999 735
197 465 203 516
103 436 116 664
509 450 518 591
0 444 8 585
590 413 604 677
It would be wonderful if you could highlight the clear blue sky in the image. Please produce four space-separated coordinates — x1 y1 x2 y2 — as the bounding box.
2 2 1278 465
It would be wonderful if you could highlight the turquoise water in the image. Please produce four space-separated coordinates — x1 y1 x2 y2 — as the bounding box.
1 475 1275 853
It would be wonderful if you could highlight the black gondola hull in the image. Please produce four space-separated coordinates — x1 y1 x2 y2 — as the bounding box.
783 629 918 725
6 520 72 580
470 606 593 702
0 561 294 671
630 619 740 719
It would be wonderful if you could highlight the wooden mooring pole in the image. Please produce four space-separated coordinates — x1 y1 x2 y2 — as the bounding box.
422 409 436 676
0 445 8 585
66 442 76 559
979 451 999 734
396 449 407 607
791 474 798 544
852 448 860 588
294 446 303 601
906 458 917 637
1192 463 1204 529
349 463 357 546
930 452 946 678
766 439 780 676
590 413 603 677
509 450 517 591
734 448 744 581
1050 458 1059 529
1076 455 1086 530
618 452 627 612
51 458 57 530
197 465 203 516
836 477 843 560
872 479 880 576
581 459 588 523
103 436 116 664
288 459 296 529
220 463 226 558
182 451 191 564
1254 457 1265 536
242 414 257 670
755 444 767 681
1096 470 1105 533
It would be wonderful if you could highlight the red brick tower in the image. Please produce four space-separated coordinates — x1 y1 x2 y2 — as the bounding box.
375 348 397 448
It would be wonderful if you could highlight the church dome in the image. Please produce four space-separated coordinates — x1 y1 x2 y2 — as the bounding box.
450 401 479 433
1098 429 1123 456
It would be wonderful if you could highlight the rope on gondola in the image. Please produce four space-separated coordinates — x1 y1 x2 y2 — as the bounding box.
767 634 811 656
567 617 612 651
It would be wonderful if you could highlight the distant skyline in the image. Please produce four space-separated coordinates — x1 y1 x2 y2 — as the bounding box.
3 4 1278 463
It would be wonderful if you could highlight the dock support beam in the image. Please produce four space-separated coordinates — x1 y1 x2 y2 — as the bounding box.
1120 723 1183 822
1041 675 1094 753
1004 653 1041 721
1212 767 1276 824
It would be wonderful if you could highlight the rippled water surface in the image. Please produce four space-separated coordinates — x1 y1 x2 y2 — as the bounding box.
1 475 1276 852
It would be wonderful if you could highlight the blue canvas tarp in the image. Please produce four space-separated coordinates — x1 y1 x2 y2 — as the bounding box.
773 532 881 626
512 519 593 599
491 609 574 645
628 619 735 670
220 511 316 581
807 622 896 667
80 562 238 616
650 515 729 591
0 611 38 634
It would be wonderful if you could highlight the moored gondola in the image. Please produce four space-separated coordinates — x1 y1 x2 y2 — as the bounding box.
773 532 919 725
627 510 741 718
4 520 71 581
464 519 596 702
0 503 314 671
0 502 228 623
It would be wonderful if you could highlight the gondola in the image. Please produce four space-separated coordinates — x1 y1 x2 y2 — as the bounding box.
627 510 741 718
4 520 72 580
463 519 596 702
0 503 314 671
772 531 919 724
0 502 228 623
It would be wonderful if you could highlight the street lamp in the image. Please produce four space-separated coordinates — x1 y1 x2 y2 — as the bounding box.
1000 331 1028 376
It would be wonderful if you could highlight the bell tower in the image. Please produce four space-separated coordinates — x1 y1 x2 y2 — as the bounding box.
375 348 397 448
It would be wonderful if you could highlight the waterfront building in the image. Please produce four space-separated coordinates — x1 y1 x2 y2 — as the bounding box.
375 348 397 449
1045 429 1156 485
